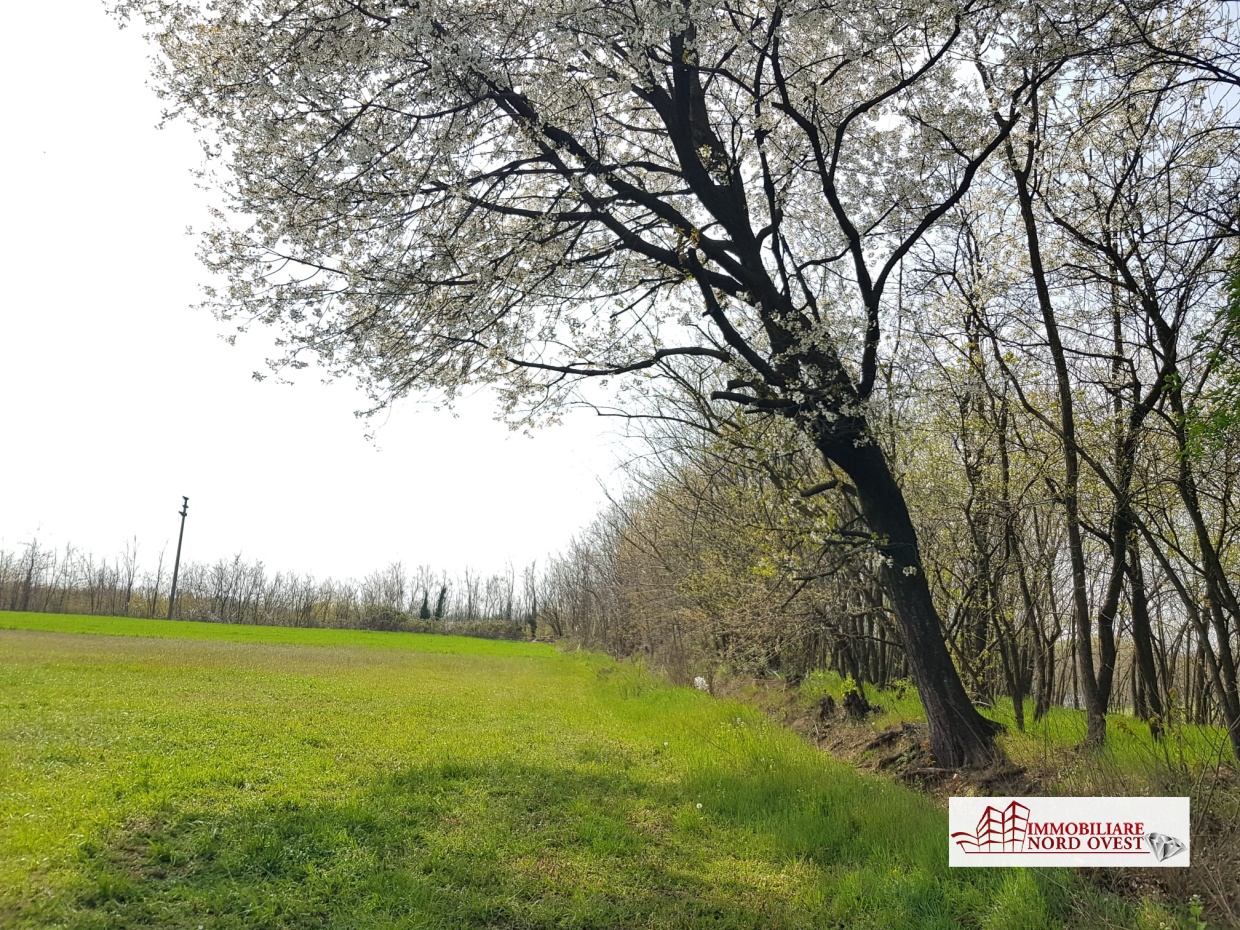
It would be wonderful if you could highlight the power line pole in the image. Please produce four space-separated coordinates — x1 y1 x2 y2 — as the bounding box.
167 496 189 621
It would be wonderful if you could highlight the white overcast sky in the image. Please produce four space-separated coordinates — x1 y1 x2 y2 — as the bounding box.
0 2 627 580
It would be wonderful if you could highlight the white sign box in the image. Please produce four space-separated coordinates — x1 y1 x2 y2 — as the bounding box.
949 797 1190 867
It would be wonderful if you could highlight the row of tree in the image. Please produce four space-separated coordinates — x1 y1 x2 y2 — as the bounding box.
541 353 1239 757
533 37 1240 759
0 539 534 638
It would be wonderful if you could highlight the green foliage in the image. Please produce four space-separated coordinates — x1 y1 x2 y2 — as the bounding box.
360 606 413 632
1189 894 1210 930
0 613 1173 928
803 671 924 730
1186 252 1240 452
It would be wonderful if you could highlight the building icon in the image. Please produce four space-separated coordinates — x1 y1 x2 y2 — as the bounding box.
951 800 1030 852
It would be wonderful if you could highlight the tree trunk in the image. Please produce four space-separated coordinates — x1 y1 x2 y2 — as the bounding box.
1165 387 1240 759
822 436 1002 767
1009 150 1107 745
1126 537 1164 739
1034 639 1055 721
997 633 1026 732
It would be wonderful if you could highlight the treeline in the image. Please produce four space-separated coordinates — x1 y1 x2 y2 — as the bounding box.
543 403 1238 740
0 539 535 639
537 50 1240 760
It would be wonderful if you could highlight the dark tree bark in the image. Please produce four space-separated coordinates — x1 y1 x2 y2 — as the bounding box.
1126 537 1165 739
824 436 1002 767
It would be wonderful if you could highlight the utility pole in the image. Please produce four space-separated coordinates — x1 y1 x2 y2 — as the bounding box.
167 496 189 621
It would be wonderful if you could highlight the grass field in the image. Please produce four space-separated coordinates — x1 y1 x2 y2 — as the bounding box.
0 612 1183 929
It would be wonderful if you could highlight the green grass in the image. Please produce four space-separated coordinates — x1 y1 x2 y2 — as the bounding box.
0 612 1177 929
0 612 551 658
799 668 1237 783
798 669 1235 763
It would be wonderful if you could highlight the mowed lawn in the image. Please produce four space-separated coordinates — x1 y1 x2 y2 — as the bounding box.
0 613 1158 929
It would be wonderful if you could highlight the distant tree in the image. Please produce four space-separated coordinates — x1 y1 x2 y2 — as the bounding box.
120 537 139 617
522 562 539 639
15 539 43 613
418 589 431 621
142 545 167 619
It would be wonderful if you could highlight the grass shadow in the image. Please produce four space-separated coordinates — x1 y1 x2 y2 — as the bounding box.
43 755 1140 930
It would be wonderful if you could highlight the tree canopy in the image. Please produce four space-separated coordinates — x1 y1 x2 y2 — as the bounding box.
119 0 1094 408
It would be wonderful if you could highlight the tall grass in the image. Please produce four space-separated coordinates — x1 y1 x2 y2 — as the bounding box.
799 669 1240 927
0 615 1188 928
800 668 1235 776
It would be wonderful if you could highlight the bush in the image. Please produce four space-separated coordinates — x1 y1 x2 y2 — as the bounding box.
358 607 413 632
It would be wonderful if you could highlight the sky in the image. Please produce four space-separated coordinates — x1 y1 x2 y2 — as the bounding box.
0 2 627 580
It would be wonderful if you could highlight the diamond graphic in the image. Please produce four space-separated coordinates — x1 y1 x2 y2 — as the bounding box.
1145 832 1187 862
